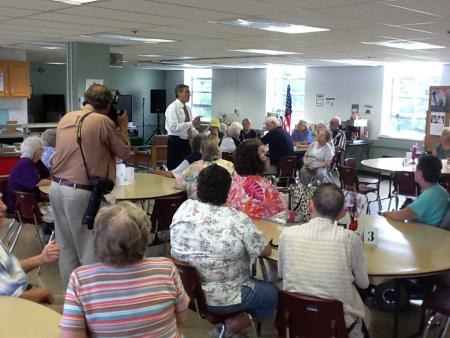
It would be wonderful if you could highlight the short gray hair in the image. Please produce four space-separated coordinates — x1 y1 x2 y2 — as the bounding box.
41 129 56 147
20 136 43 159
219 123 228 134
201 138 220 161
442 127 450 137
265 116 281 127
94 202 151 266
228 122 243 139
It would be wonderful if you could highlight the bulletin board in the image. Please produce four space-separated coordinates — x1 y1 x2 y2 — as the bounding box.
425 86 450 152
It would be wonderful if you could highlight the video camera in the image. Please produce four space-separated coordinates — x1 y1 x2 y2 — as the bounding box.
107 89 125 126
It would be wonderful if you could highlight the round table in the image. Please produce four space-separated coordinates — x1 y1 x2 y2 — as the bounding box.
362 157 450 174
40 173 181 201
111 173 180 201
0 297 61 338
255 215 450 278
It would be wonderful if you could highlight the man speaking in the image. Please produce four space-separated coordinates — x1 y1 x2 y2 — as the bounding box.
165 84 201 170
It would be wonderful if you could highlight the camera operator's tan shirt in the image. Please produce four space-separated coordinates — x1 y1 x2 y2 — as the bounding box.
51 104 131 186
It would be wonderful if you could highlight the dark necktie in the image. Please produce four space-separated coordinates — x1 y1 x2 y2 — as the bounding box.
183 105 192 139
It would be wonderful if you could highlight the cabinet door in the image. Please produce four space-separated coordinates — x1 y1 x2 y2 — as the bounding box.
8 61 30 97
0 61 8 97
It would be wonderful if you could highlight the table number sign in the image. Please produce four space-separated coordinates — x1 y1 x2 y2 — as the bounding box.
364 228 378 245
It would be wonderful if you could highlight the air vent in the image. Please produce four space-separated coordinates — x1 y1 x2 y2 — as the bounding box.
110 53 123 66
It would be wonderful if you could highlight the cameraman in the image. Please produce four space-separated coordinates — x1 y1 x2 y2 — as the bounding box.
50 84 131 289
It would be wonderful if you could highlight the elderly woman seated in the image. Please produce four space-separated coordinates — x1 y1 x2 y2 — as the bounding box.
6 136 51 214
220 121 243 153
41 128 56 171
432 126 450 160
291 120 313 146
299 129 334 185
155 133 207 178
171 164 278 338
177 138 235 199
226 139 286 220
60 202 190 338
239 118 257 141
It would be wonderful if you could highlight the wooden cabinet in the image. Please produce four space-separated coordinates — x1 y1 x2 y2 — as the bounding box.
0 61 30 98
0 61 8 97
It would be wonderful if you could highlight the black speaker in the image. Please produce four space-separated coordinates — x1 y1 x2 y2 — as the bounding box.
150 89 166 114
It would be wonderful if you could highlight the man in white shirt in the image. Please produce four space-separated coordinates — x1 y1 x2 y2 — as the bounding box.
278 183 369 338
165 84 201 169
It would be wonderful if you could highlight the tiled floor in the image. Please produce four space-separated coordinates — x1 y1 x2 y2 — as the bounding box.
2 178 448 338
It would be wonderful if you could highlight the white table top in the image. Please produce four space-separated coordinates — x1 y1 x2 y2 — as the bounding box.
0 297 61 338
255 214 450 278
361 157 450 174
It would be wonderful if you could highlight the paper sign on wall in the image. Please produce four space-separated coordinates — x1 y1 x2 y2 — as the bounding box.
430 112 445 136
316 94 324 106
85 79 104 90
0 73 4 91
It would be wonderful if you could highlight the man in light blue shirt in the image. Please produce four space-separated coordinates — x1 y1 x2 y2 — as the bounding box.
384 155 449 226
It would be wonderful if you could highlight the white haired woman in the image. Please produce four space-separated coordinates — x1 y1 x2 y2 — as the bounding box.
220 121 243 153
6 136 51 214
41 128 56 171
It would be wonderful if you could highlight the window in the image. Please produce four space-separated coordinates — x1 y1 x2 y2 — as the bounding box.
184 69 212 121
266 65 305 130
382 63 442 140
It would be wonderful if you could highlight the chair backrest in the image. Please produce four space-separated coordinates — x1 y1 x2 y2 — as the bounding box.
392 171 420 197
328 151 342 172
277 156 298 178
275 290 348 338
0 175 8 204
13 191 43 224
221 151 234 163
150 192 187 233
440 173 450 194
344 158 356 169
338 166 359 192
171 258 208 317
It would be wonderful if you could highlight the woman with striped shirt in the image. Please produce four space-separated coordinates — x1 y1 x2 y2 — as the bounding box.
60 202 190 338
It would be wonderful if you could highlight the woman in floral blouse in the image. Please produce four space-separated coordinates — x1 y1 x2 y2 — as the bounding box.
177 138 235 199
171 164 277 337
226 139 286 220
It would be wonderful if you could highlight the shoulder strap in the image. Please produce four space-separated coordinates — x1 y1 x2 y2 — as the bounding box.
76 111 95 181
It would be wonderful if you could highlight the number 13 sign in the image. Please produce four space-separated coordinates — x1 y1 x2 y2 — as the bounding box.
364 228 378 245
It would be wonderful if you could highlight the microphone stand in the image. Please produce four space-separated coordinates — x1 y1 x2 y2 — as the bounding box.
141 97 145 139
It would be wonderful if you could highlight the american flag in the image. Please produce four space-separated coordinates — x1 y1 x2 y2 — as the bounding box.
283 84 292 133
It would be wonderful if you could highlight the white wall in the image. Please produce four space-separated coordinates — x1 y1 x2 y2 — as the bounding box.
0 48 28 123
212 69 267 129
441 64 450 85
165 70 184 104
304 66 384 139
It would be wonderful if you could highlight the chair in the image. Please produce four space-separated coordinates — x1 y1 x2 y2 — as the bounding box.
339 166 381 213
440 173 450 194
275 290 348 338
388 171 421 211
276 156 298 187
151 135 168 169
422 271 450 338
3 191 54 257
344 157 380 186
0 176 17 244
326 150 342 182
221 151 234 163
149 192 187 251
172 258 258 338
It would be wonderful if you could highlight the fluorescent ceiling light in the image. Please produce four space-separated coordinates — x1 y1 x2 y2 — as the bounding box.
384 52 437 61
138 54 161 58
362 39 445 50
86 33 174 43
228 49 299 55
52 0 98 4
209 19 329 34
323 59 382 66
44 62 66 65
15 43 64 50
383 2 441 17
